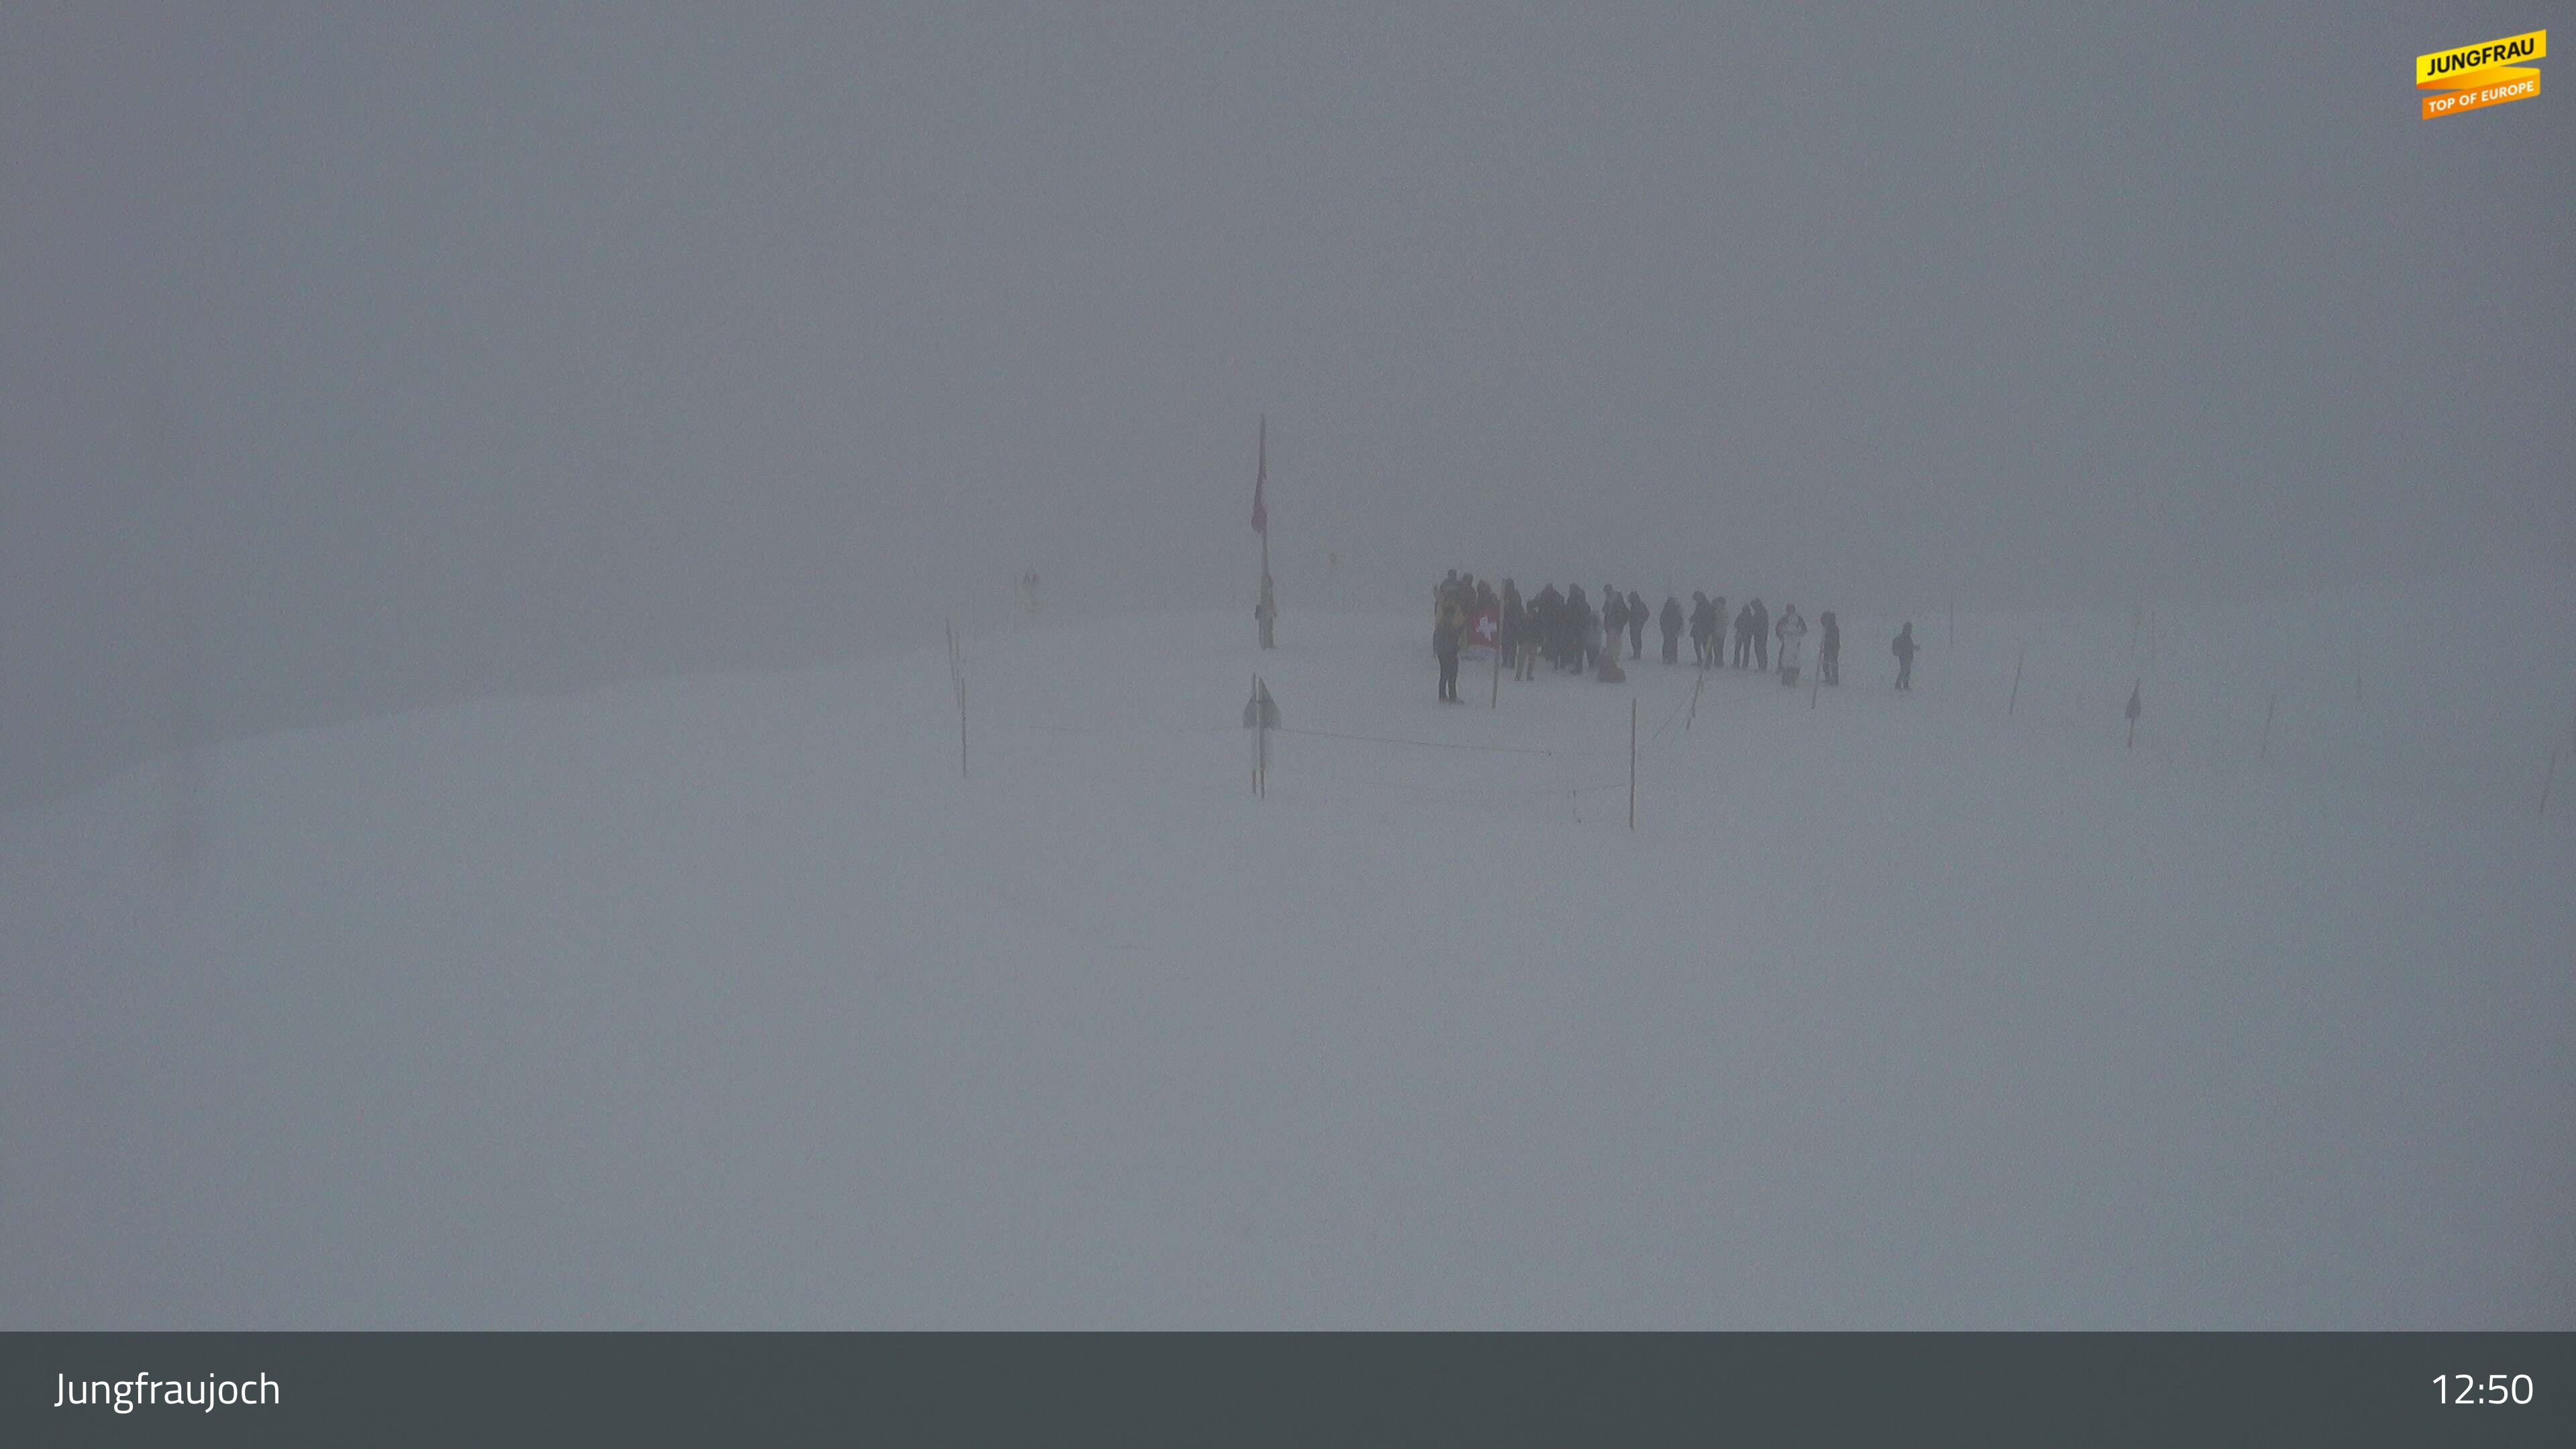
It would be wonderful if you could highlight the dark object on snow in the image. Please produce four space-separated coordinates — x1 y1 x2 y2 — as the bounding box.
1243 678 1281 729
1892 622 1916 690
1659 596 1684 663
1819 611 1841 685
1627 590 1648 659
2125 680 2142 747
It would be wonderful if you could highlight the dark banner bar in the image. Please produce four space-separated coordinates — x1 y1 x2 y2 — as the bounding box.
5 1332 2568 1447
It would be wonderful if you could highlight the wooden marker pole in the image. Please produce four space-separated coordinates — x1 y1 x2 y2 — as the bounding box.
947 618 967 780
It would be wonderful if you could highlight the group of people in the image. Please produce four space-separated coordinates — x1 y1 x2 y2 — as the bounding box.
1434 570 1923 701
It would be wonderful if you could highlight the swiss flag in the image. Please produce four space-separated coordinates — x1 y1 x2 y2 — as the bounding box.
1469 604 1500 650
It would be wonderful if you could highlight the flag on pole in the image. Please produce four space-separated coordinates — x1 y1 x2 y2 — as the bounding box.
1464 602 1501 659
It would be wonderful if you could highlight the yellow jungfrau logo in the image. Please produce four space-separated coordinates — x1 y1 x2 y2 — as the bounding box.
2417 29 2544 119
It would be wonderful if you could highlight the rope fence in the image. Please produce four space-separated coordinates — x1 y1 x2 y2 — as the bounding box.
938 608 2575 828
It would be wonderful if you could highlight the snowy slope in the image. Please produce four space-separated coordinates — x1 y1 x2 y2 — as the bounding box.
3 577 2571 1328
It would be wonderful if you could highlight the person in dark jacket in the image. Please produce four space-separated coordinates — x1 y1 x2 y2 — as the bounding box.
1434 592 1466 702
1533 584 1564 674
1601 587 1628 666
1748 598 1770 671
1565 586 1593 672
1688 592 1713 667
1625 590 1648 659
1731 602 1754 668
1892 621 1917 690
1499 578 1524 680
1658 595 1684 664
1818 610 1840 684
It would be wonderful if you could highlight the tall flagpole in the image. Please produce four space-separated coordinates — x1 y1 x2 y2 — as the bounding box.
1255 414 1275 649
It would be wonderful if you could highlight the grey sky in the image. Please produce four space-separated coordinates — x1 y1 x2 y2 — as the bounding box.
5 2 2569 806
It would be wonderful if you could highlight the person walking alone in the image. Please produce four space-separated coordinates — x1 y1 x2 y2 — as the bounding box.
1818 610 1841 685
1892 621 1917 690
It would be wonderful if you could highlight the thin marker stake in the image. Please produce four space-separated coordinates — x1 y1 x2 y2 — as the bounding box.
1617 696 1638 830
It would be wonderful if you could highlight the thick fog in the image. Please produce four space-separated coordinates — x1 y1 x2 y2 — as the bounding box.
4 1 2569 808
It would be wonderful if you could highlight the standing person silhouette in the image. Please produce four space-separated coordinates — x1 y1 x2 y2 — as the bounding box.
1434 589 1466 702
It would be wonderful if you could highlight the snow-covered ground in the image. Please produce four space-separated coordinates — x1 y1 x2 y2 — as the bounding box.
4 574 2571 1327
